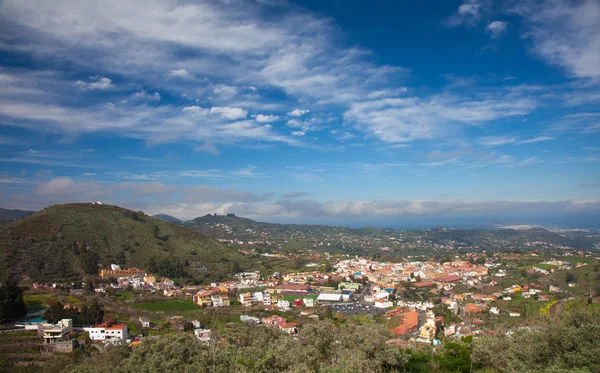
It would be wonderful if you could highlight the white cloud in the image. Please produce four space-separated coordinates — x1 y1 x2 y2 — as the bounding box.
209 106 248 120
518 136 554 144
512 0 600 78
74 75 113 90
485 21 507 38
130 90 161 101
212 84 237 97
253 114 279 123
445 0 488 27
166 69 193 79
194 142 221 156
344 94 534 143
287 109 310 117
479 136 517 146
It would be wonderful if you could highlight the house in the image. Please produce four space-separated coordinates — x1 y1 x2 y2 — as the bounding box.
509 312 521 317
338 282 361 292
41 319 73 344
277 300 291 311
211 294 230 307
139 317 150 328
240 315 261 324
193 290 213 307
239 292 253 307
465 303 486 313
262 315 287 326
489 307 500 315
374 299 393 309
279 322 298 335
302 298 315 307
263 293 272 306
293 298 304 307
418 323 436 341
390 311 419 336
89 323 128 344
341 290 353 302
194 328 211 344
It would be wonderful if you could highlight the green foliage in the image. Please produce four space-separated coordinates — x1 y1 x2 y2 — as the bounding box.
0 279 27 321
69 319 412 373
44 300 103 325
472 309 600 373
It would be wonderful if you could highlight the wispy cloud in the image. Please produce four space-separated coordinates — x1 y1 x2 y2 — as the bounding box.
485 21 508 38
511 0 600 78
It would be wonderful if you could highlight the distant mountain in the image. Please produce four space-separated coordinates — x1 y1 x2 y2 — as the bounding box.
152 214 183 225
0 207 35 224
0 203 251 282
185 214 599 252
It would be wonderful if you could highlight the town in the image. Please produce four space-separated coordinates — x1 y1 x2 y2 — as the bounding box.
5 246 598 364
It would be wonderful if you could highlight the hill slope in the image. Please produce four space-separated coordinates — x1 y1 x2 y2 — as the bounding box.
0 204 251 283
152 214 183 225
0 207 34 224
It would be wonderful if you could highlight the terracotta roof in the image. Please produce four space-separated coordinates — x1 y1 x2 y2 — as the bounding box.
435 275 463 283
280 322 298 329
413 281 436 288
275 283 310 290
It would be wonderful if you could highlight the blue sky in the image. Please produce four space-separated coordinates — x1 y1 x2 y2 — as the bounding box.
0 0 599 227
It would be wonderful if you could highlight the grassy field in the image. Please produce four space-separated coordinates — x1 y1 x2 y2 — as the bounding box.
282 294 318 302
129 298 198 312
23 294 53 311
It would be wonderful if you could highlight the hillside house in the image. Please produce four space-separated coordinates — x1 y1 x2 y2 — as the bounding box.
279 322 298 335
211 294 230 307
262 315 287 327
89 323 128 345
194 328 211 344
41 319 73 344
277 300 290 311
193 290 213 307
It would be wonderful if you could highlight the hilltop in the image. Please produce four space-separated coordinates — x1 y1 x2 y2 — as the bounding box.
0 207 34 224
0 204 251 283
152 214 183 225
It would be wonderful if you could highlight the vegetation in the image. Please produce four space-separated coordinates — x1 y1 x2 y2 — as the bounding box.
43 300 103 325
0 203 252 283
0 280 27 322
472 308 600 372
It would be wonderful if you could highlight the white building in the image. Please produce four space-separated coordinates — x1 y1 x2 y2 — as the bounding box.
195 328 211 344
42 319 72 344
277 300 290 311
317 293 342 303
374 299 393 309
89 323 128 344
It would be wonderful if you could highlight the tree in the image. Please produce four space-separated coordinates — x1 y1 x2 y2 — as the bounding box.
0 280 27 322
565 271 576 284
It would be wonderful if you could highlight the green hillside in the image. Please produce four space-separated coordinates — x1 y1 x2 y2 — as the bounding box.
0 203 250 283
